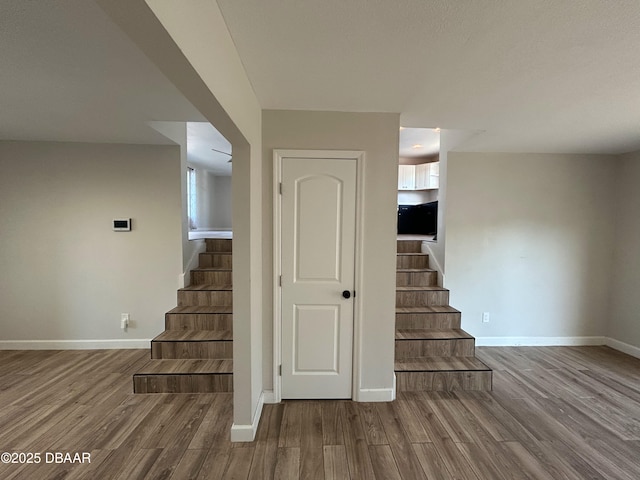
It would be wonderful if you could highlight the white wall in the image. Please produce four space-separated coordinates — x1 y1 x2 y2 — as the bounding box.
398 190 437 205
262 110 399 398
148 121 202 276
189 165 212 229
0 141 182 346
609 151 640 352
445 152 617 343
427 129 479 279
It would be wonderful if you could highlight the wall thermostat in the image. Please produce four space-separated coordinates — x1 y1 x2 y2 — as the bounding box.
113 218 132 231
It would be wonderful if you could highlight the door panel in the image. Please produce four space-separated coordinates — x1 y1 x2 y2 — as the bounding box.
294 175 342 282
293 305 339 373
281 157 356 399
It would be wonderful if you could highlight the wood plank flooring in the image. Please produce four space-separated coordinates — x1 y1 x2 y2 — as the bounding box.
1 346 640 479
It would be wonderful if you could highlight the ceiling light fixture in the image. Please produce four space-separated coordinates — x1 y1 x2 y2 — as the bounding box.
412 144 423 149
434 127 441 133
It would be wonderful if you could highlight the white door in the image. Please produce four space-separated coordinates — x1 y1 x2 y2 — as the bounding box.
280 156 357 399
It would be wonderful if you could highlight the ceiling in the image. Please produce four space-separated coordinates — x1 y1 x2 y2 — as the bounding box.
0 0 236 172
399 128 440 158
0 0 213 145
187 122 232 175
2 1 640 158
217 0 640 155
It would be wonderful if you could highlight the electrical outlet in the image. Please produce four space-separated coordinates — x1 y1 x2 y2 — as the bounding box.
121 313 130 330
482 312 490 323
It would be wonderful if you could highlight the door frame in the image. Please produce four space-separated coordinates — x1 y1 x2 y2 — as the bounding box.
273 149 365 402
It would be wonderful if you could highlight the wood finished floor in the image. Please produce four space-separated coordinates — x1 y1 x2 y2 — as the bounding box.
1 346 639 479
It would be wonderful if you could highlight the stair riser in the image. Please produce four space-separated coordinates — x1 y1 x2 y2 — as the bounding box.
397 240 422 253
133 374 233 393
396 271 438 287
152 341 232 359
165 314 233 331
395 339 475 359
396 371 492 392
205 239 232 253
199 253 232 269
178 291 233 307
395 313 461 330
397 255 430 269
396 291 449 307
191 270 233 285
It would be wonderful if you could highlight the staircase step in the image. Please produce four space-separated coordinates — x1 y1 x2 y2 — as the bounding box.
396 286 449 307
395 357 492 391
395 356 491 372
199 252 232 269
397 240 422 253
397 253 429 269
395 329 476 358
205 238 232 253
178 285 233 307
396 269 438 287
396 306 461 329
165 306 232 331
395 329 472 340
133 359 233 393
167 306 233 314
154 330 233 341
191 269 232 286
151 330 233 359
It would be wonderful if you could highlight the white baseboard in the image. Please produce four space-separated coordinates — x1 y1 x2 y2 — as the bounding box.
476 335 640 360
0 339 151 350
393 373 396 401
230 391 264 442
421 241 445 287
475 336 607 347
357 387 395 402
262 390 278 404
605 337 640 360
178 239 206 288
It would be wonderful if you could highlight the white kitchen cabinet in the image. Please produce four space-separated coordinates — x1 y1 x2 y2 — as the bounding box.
399 162 439 190
428 161 439 189
398 165 415 190
415 163 430 190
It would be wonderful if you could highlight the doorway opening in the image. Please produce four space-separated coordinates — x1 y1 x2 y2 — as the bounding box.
397 127 440 243
273 149 366 402
186 121 233 240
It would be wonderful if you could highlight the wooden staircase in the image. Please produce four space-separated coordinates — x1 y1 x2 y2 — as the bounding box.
133 238 233 393
394 240 492 391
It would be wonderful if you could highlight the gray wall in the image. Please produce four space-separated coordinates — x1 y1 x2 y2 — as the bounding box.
0 141 182 346
609 151 640 350
211 174 232 229
445 152 617 343
262 110 399 396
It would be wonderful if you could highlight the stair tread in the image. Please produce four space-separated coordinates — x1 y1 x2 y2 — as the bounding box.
153 330 232 342
397 253 429 256
395 357 491 372
396 306 460 314
180 284 233 291
397 268 436 273
135 359 233 375
192 267 232 272
396 286 448 292
395 329 473 340
167 306 233 314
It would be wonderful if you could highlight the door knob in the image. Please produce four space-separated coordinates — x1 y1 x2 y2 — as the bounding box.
342 290 351 299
